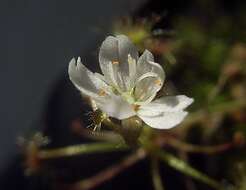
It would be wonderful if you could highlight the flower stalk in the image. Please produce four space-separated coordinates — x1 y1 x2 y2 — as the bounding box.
72 148 146 190
103 117 143 146
157 150 223 190
151 157 165 190
37 142 128 160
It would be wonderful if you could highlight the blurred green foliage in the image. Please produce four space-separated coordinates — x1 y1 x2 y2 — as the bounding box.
113 3 246 189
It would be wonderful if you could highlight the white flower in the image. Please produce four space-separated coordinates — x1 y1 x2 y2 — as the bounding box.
68 35 193 129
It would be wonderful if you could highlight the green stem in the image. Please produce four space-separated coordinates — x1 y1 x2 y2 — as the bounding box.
157 150 223 190
73 149 146 190
175 99 246 135
151 157 165 190
103 118 142 147
38 142 128 159
207 99 246 113
165 137 233 154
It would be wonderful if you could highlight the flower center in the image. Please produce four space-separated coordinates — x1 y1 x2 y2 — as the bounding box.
121 91 135 104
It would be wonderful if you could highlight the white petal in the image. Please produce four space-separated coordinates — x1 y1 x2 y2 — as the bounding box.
138 111 188 129
128 54 137 89
148 61 165 82
134 50 165 103
116 35 139 74
99 35 138 91
134 72 163 104
137 50 154 75
99 35 138 68
137 95 193 129
105 62 121 88
94 72 106 81
94 94 136 120
137 50 165 80
68 58 111 98
135 72 158 82
138 95 194 116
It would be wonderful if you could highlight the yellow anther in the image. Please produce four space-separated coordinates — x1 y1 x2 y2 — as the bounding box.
154 79 162 86
98 89 106 96
132 104 140 112
112 60 119 65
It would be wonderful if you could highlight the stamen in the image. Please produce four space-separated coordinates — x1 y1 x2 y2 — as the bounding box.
154 79 162 86
132 104 140 112
112 60 119 65
98 89 106 96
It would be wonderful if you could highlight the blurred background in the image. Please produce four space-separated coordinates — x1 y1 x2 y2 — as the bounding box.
3 0 143 188
3 0 246 189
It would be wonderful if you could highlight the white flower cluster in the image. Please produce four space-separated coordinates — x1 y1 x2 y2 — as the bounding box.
69 35 193 129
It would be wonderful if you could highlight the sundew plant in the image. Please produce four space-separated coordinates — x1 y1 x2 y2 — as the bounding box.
21 3 246 190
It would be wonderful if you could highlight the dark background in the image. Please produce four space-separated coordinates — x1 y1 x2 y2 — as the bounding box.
3 1 146 189
3 0 144 170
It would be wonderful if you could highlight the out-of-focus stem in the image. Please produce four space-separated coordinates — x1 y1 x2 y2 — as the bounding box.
37 118 139 160
178 150 197 190
151 157 165 190
38 142 128 159
157 150 223 190
164 137 233 154
208 73 229 103
72 148 146 190
207 99 246 113
174 99 246 135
